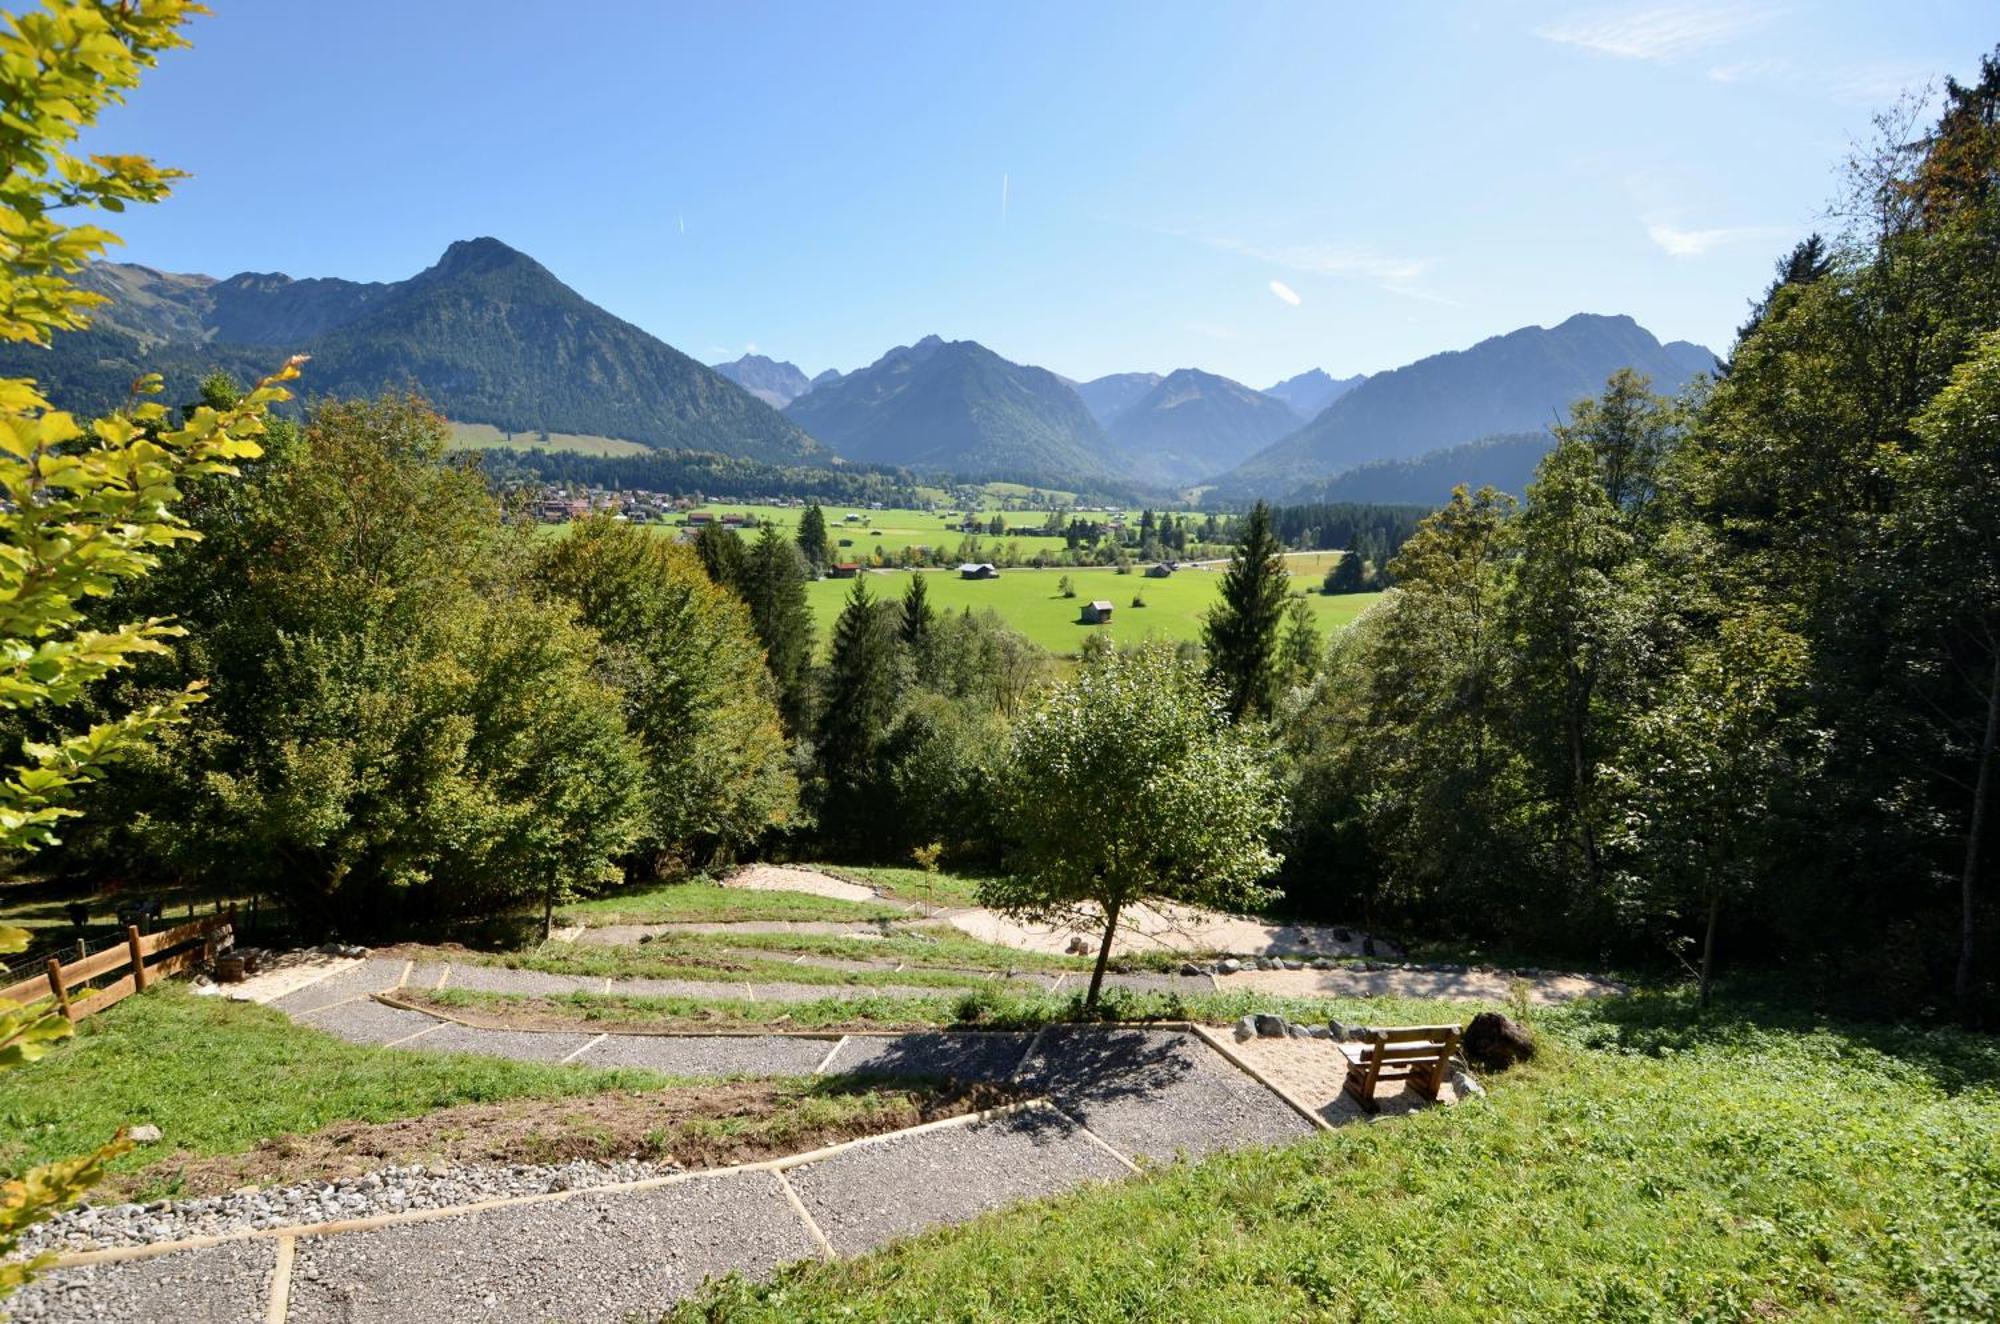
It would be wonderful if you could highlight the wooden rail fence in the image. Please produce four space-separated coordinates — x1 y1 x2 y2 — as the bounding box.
0 913 230 1022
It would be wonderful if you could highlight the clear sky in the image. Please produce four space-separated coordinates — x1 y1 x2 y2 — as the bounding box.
82 1 1994 385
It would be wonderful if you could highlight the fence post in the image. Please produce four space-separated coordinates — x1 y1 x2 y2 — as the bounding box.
126 924 148 992
45 958 72 1022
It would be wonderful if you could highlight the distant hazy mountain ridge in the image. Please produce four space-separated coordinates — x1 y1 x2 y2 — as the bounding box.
1103 368 1302 488
712 353 815 408
783 335 1117 484
1215 313 1714 496
1262 367 1366 419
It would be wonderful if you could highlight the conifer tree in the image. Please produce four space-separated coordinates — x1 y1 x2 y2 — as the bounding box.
796 503 832 576
815 575 904 848
900 569 935 660
1202 501 1290 719
742 524 817 735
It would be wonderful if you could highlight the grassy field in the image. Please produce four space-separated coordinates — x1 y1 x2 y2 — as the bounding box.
0 987 677 1192
671 991 2000 1322
559 881 905 927
445 420 651 457
808 563 1379 656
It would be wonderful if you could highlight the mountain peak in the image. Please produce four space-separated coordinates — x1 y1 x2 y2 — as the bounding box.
428 236 536 279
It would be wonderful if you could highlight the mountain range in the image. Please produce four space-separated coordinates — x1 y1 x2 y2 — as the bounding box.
1213 313 1715 497
13 238 1720 503
783 336 1114 485
30 239 823 464
711 353 814 409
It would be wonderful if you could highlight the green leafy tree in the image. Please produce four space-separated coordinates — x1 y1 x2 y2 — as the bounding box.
534 516 797 874
1893 332 2000 1014
796 502 832 576
987 643 1283 1009
0 0 288 1298
1202 500 1289 720
739 524 816 736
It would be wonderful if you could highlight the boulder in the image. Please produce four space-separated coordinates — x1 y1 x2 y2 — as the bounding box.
1179 962 1206 977
1217 958 1242 975
1233 1015 1259 1042
1462 1011 1536 1071
1252 1012 1289 1038
1449 1068 1487 1099
128 1125 163 1145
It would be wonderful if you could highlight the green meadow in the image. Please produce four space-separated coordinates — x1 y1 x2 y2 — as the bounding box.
446 421 652 457
806 561 1379 656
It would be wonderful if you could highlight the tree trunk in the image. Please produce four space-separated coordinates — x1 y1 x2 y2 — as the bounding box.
1955 646 1999 1022
1085 897 1123 1013
541 883 555 945
1698 888 1721 1010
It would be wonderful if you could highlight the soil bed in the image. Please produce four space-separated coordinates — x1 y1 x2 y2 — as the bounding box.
105 1076 1018 1202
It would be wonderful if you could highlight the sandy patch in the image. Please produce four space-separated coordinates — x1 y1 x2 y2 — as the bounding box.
1215 965 1617 1005
215 951 359 1004
726 865 892 905
946 900 1372 959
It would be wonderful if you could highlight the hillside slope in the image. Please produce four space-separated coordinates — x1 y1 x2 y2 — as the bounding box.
1216 314 1714 495
784 335 1115 485
17 241 825 464
1104 368 1302 487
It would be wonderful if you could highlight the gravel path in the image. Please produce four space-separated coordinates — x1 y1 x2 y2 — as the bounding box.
9 1239 278 1324
573 1032 833 1076
1015 1026 1314 1162
818 1031 1034 1081
284 1172 817 1323
294 997 441 1046
785 1108 1130 1254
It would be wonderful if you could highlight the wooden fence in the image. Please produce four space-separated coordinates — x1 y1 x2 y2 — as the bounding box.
0 914 230 1022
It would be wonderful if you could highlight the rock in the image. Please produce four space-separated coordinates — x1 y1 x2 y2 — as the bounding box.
1310 958 1332 971
1217 958 1242 975
1462 1011 1536 1071
1179 962 1205 977
1449 1068 1487 1099
1254 956 1275 971
1279 958 1302 971
127 1125 162 1145
1233 1015 1259 1042
1332 928 1352 943
1252 1012 1289 1038
1326 1018 1349 1040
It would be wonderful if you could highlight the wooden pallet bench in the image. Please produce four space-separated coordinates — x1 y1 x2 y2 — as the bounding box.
1339 1023 1461 1112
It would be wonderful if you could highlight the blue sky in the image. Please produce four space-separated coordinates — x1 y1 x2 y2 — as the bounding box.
84 1 1993 385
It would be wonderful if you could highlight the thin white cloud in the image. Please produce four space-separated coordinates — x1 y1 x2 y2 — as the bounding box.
1268 279 1302 307
1707 56 1789 83
1645 220 1789 257
1827 61 1934 107
1538 4 1775 62
1192 233 1448 303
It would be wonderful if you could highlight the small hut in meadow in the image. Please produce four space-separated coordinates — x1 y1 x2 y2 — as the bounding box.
1081 600 1115 624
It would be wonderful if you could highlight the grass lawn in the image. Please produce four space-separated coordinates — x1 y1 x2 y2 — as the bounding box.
826 864 993 911
418 983 1483 1035
806 566 1380 657
560 881 906 927
0 986 677 1195
444 939 1005 991
444 420 651 457
671 991 2000 1322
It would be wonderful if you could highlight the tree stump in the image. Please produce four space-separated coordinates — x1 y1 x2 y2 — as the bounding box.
1462 1011 1536 1071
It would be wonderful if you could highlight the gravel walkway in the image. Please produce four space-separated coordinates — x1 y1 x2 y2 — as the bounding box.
785 1108 1130 1254
284 1172 817 1323
573 1032 833 1076
10 1239 279 1324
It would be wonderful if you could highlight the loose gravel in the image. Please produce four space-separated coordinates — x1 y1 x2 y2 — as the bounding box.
269 958 406 1014
433 964 601 996
786 1109 1130 1254
284 1171 818 1323
294 997 441 1045
1016 1026 1313 1162
6 1237 278 1324
18 1160 677 1258
573 1032 832 1077
415 1023 597 1062
820 1031 1033 1082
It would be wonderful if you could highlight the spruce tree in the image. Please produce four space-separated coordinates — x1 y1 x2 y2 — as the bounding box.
1203 501 1289 720
693 521 746 589
796 503 832 576
816 575 904 849
900 569 935 660
743 524 817 735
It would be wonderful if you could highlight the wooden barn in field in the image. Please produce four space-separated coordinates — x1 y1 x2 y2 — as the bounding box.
828 562 861 579
959 562 999 580
1081 600 1115 624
